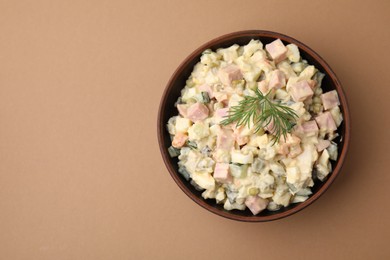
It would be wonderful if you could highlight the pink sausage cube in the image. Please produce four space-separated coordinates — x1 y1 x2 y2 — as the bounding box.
315 112 337 132
215 108 229 123
289 144 302 158
245 196 269 215
289 80 314 102
307 79 316 90
217 129 234 150
268 70 286 90
265 39 288 63
317 139 330 152
186 103 209 122
302 120 319 134
277 143 289 155
292 124 304 136
258 80 269 94
213 163 232 184
321 90 340 110
232 125 249 146
214 92 228 103
177 104 188 117
218 64 243 85
235 135 249 146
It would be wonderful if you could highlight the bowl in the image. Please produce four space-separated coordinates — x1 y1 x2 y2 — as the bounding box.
157 30 350 222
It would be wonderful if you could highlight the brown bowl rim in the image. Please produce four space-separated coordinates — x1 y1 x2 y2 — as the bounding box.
157 30 351 222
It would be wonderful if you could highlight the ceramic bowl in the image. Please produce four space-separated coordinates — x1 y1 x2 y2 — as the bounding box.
157 30 350 222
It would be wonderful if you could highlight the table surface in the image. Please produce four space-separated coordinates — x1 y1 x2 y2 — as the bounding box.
1 0 389 259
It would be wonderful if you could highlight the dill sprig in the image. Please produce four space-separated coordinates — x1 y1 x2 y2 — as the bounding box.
221 88 298 144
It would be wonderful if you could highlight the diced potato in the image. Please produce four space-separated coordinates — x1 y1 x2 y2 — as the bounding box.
202 189 216 199
191 172 215 190
250 50 267 63
231 150 254 164
217 44 239 62
275 89 289 101
291 62 308 73
243 39 263 57
330 106 343 127
270 162 285 176
243 67 262 82
209 124 221 136
224 199 246 211
316 149 331 181
286 166 301 185
327 142 338 161
258 145 276 160
175 117 192 133
234 56 252 72
229 164 248 178
289 102 306 118
272 184 291 207
200 51 221 66
277 60 297 79
258 172 275 194
167 116 177 135
256 134 269 149
298 65 316 80
292 195 309 203
286 44 300 62
213 149 231 163
215 187 226 203
188 121 210 140
228 93 244 107
181 87 198 102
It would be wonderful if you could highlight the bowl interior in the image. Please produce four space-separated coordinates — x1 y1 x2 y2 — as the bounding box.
158 31 349 221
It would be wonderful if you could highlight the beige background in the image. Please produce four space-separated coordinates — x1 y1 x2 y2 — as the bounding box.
0 0 389 259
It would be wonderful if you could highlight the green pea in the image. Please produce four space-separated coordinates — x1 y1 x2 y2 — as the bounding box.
248 187 259 196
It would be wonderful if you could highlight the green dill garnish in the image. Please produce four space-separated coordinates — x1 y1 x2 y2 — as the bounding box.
221 88 298 144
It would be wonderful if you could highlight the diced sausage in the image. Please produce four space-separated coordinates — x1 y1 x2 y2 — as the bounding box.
317 139 331 152
186 103 209 122
289 80 314 102
245 196 269 215
265 39 288 63
321 90 340 110
289 144 302 158
213 163 232 184
218 64 243 85
268 69 286 90
215 108 229 123
258 80 269 94
315 112 337 131
217 129 234 150
302 120 319 134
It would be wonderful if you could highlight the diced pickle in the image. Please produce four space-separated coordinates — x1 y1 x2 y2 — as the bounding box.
168 146 180 157
186 140 197 149
178 166 190 181
201 91 210 103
